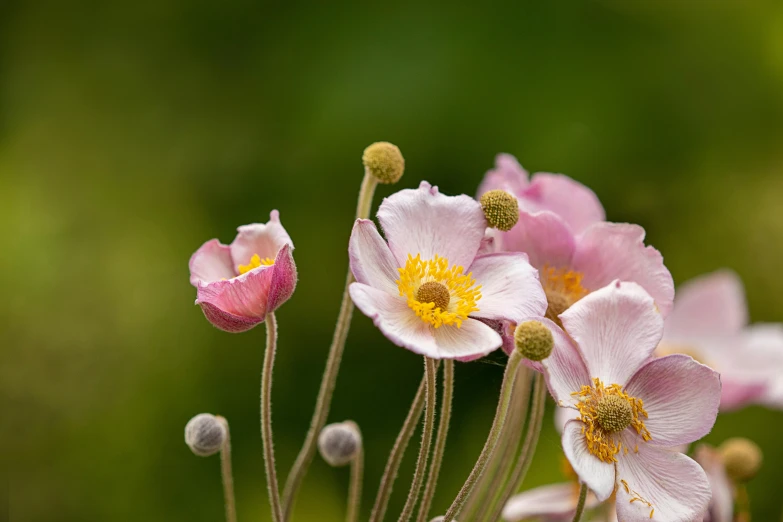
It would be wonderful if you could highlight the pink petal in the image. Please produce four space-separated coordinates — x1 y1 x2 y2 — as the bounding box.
572 223 674 317
229 210 293 268
520 173 605 234
562 420 616 501
377 181 486 271
266 243 297 313
720 380 768 411
189 239 236 285
349 282 439 357
694 445 733 522
625 355 720 447
198 301 264 333
348 219 400 294
615 444 710 522
467 252 547 323
476 153 530 197
476 228 500 255
561 281 664 385
664 270 747 340
503 482 600 522
431 318 503 359
499 210 576 269
196 266 275 327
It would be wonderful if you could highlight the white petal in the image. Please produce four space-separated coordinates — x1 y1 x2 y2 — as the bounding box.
503 483 599 521
348 219 400 294
431 318 502 359
562 420 616 501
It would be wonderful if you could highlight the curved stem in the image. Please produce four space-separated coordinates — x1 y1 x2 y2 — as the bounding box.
415 360 454 522
281 173 378 521
347 429 364 522
261 313 283 522
571 483 587 522
216 416 237 522
398 358 438 522
442 351 524 522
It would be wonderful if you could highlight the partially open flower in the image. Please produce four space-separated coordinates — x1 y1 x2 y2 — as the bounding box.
318 421 362 467
185 413 226 457
189 211 297 332
719 438 762 483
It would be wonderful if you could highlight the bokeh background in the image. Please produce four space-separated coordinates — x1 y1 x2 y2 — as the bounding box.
4 1 783 521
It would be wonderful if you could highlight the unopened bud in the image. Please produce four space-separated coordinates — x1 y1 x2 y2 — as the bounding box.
185 413 226 457
318 421 362 467
719 437 762 482
362 142 405 184
480 190 519 231
514 320 554 361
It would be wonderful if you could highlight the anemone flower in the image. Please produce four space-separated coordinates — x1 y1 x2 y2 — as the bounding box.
189 210 297 332
349 181 547 359
656 269 783 410
533 280 721 522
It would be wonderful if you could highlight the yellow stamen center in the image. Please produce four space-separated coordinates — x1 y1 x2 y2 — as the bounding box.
541 265 588 325
238 253 275 275
572 378 651 464
397 254 481 328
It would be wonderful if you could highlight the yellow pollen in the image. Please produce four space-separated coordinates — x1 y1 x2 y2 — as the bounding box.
572 378 651 464
620 480 655 519
541 265 588 325
397 254 481 328
238 253 275 275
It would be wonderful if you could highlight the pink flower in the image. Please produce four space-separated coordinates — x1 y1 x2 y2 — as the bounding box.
477 154 674 331
189 211 297 332
694 445 733 522
657 270 783 411
534 281 721 521
503 482 604 522
348 181 547 359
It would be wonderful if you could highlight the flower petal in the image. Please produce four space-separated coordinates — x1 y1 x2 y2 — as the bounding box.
625 355 720 447
198 301 264 333
266 243 297 313
561 281 664 385
349 282 439 356
189 239 236 285
521 173 605 234
348 219 400 294
499 210 576 269
432 318 503 359
562 420 616 501
196 265 275 321
230 210 293 267
377 181 486 270
695 445 734 522
476 153 530 197
467 252 547 323
615 445 710 522
503 482 599 522
572 223 674 317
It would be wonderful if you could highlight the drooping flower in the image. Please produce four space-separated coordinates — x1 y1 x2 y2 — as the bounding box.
189 210 297 332
348 181 547 359
533 280 721 521
656 270 783 410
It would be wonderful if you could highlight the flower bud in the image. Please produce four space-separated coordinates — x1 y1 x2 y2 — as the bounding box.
480 190 519 232
318 421 362 467
719 437 762 482
362 142 405 184
185 413 227 457
514 320 554 361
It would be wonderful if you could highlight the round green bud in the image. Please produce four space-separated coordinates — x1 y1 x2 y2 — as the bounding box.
719 437 762 482
362 142 405 184
318 421 362 467
479 190 519 231
185 413 226 457
514 320 554 361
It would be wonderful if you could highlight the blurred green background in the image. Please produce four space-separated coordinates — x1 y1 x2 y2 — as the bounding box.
3 1 783 520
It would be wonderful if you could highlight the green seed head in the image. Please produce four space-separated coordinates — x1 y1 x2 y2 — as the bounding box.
480 190 519 231
362 142 405 184
719 437 762 482
514 320 554 361
596 395 633 433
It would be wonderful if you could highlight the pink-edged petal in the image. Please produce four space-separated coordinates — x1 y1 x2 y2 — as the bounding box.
229 210 293 267
476 153 530 197
377 181 486 270
349 282 439 357
467 252 547 323
524 318 591 407
502 482 600 522
572 223 674 317
198 301 264 333
665 270 747 340
432 318 502 360
520 173 605 234
561 281 664 385
562 420 615 501
266 243 297 313
196 266 275 321
625 355 720 447
695 445 733 522
499 210 576 269
720 380 767 411
615 445 710 522
189 239 236 285
348 219 400 294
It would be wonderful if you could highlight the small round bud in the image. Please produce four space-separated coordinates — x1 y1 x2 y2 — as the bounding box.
719 437 762 482
318 421 362 467
480 190 519 231
514 320 554 361
362 142 405 184
185 413 226 457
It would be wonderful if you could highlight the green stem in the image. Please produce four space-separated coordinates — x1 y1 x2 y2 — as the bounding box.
415 360 454 522
216 416 237 522
441 350 524 522
347 424 364 522
571 483 587 522
281 173 378 521
261 313 283 522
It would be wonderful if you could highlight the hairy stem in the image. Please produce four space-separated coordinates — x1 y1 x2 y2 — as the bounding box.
571 483 587 522
216 416 237 522
261 313 283 522
347 429 364 522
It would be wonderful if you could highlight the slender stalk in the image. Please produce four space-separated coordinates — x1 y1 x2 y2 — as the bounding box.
736 484 751 522
347 433 364 522
216 416 237 522
261 313 283 522
442 351 524 522
369 369 430 522
571 483 587 522
281 172 378 521
415 360 454 522
398 358 438 522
